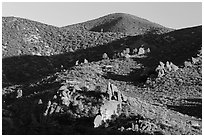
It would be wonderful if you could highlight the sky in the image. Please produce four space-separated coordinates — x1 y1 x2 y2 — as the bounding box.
2 2 202 29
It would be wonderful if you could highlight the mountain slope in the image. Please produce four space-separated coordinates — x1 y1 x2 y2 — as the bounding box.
62 13 173 35
2 25 201 85
2 13 173 58
2 16 63 58
2 16 127 58
2 14 202 135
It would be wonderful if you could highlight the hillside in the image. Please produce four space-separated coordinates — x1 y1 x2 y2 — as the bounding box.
2 52 202 135
2 13 173 58
2 14 202 135
62 13 173 35
2 16 62 58
2 16 128 58
2 23 201 85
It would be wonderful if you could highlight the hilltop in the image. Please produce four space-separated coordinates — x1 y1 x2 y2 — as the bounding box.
62 13 173 35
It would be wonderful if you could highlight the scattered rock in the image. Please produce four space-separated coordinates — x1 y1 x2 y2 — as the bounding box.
124 53 131 59
166 61 171 71
84 59 88 63
184 61 192 68
192 57 199 64
94 115 103 128
38 99 43 104
170 62 179 71
100 100 121 121
138 47 145 55
102 53 109 59
146 48 151 53
16 89 22 98
75 60 79 65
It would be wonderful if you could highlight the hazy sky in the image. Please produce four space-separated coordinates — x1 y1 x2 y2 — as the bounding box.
2 2 202 29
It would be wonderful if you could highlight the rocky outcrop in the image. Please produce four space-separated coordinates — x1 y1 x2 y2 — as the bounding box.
93 82 128 127
138 47 145 55
155 61 179 77
191 57 199 64
84 59 88 64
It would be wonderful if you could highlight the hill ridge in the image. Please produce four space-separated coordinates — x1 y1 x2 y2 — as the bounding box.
62 12 173 35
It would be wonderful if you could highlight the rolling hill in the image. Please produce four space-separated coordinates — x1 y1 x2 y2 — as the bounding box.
2 13 173 58
62 13 173 35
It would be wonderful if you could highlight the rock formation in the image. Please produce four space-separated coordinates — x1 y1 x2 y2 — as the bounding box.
156 61 179 77
84 59 88 64
75 60 79 65
138 47 145 55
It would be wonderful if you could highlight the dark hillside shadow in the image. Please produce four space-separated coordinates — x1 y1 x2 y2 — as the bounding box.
103 68 157 85
2 26 202 86
137 25 202 68
2 35 142 86
167 98 202 118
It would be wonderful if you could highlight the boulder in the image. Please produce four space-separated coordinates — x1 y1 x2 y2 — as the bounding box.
125 48 130 54
94 115 103 128
107 82 112 100
102 53 109 59
16 89 22 98
84 59 88 64
75 60 79 65
38 99 43 105
184 61 192 68
132 48 138 54
192 57 199 64
158 69 165 77
146 48 151 53
107 82 124 102
159 61 165 69
124 53 131 59
170 62 179 71
100 100 121 122
103 65 113 69
138 47 145 55
155 65 165 77
190 121 200 128
166 61 171 71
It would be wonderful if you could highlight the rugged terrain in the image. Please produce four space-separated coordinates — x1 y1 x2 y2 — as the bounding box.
2 13 202 135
